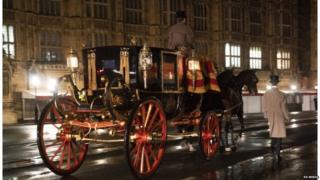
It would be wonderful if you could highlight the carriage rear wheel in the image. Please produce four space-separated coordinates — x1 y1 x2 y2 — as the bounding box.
199 111 220 160
125 98 167 179
37 97 88 176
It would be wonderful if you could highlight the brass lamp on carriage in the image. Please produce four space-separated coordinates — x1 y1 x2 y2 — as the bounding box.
138 44 153 89
187 50 202 92
66 48 79 84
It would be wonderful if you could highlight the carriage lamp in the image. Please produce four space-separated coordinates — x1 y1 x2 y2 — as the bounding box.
67 49 79 72
139 44 153 89
67 48 79 84
187 51 200 71
187 51 200 90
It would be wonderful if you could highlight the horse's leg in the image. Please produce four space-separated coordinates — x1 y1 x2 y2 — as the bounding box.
224 113 231 148
238 108 244 137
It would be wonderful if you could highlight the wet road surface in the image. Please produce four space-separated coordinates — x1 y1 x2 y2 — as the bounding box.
3 112 317 180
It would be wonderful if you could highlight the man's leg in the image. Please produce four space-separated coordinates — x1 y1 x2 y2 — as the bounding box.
271 138 276 155
275 138 282 161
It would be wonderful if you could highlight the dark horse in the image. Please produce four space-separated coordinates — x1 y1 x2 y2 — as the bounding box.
217 69 258 148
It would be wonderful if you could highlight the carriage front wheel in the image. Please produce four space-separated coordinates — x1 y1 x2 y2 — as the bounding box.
125 98 167 179
37 98 88 176
199 111 220 160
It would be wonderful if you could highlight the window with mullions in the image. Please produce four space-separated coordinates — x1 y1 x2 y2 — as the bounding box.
86 0 109 19
275 2 292 37
195 41 208 55
3 0 13 9
87 33 108 47
2 25 15 59
125 0 142 24
160 0 184 26
39 0 61 16
224 5 241 32
249 47 262 69
249 9 262 36
225 43 241 68
276 50 291 70
40 31 62 62
194 2 207 31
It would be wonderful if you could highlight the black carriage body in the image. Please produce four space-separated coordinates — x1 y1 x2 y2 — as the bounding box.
82 46 183 92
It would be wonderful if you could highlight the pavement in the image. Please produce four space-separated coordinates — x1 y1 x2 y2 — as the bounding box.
2 111 318 179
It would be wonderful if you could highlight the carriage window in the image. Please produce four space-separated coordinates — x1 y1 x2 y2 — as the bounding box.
162 52 178 90
249 47 262 69
276 50 291 69
225 43 241 68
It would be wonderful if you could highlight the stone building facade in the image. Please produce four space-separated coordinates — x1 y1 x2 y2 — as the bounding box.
2 0 317 124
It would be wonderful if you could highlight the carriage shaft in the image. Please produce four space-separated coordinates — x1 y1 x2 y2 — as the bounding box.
68 120 125 129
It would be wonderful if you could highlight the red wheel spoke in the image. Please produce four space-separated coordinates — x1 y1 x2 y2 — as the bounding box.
71 141 79 166
144 103 153 128
58 141 67 169
144 145 151 172
147 144 158 162
67 142 71 170
45 140 60 149
146 108 159 131
133 143 142 169
49 140 65 162
140 146 145 173
140 105 147 126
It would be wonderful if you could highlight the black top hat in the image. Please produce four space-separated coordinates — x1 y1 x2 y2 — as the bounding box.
269 75 280 85
176 11 186 19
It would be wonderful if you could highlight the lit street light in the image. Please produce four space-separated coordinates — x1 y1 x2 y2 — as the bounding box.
29 64 40 123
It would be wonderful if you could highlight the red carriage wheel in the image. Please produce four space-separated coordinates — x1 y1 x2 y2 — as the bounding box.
125 98 167 179
199 111 220 160
37 98 88 176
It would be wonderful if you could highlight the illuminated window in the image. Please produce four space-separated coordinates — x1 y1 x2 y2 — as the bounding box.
160 0 184 26
125 0 142 24
276 50 291 69
40 31 62 62
225 43 241 68
194 2 207 31
249 47 262 69
39 0 61 16
86 0 109 19
2 25 15 58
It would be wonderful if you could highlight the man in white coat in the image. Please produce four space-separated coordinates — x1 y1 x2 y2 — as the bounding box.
263 75 290 162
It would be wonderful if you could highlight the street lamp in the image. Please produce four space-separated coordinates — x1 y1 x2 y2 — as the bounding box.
29 64 40 123
67 48 79 84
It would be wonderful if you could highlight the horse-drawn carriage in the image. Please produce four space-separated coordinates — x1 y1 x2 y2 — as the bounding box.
37 45 258 179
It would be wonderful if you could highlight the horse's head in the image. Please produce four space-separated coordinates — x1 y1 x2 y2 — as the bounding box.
237 70 259 95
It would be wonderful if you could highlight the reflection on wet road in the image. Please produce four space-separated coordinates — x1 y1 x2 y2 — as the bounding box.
3 112 317 180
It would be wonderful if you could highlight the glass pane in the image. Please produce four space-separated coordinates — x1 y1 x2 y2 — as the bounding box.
277 51 281 59
226 56 230 67
9 44 15 57
225 43 230 55
3 25 8 42
277 59 281 69
8 26 14 42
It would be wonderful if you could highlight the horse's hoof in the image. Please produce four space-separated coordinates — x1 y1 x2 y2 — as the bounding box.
225 147 232 152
